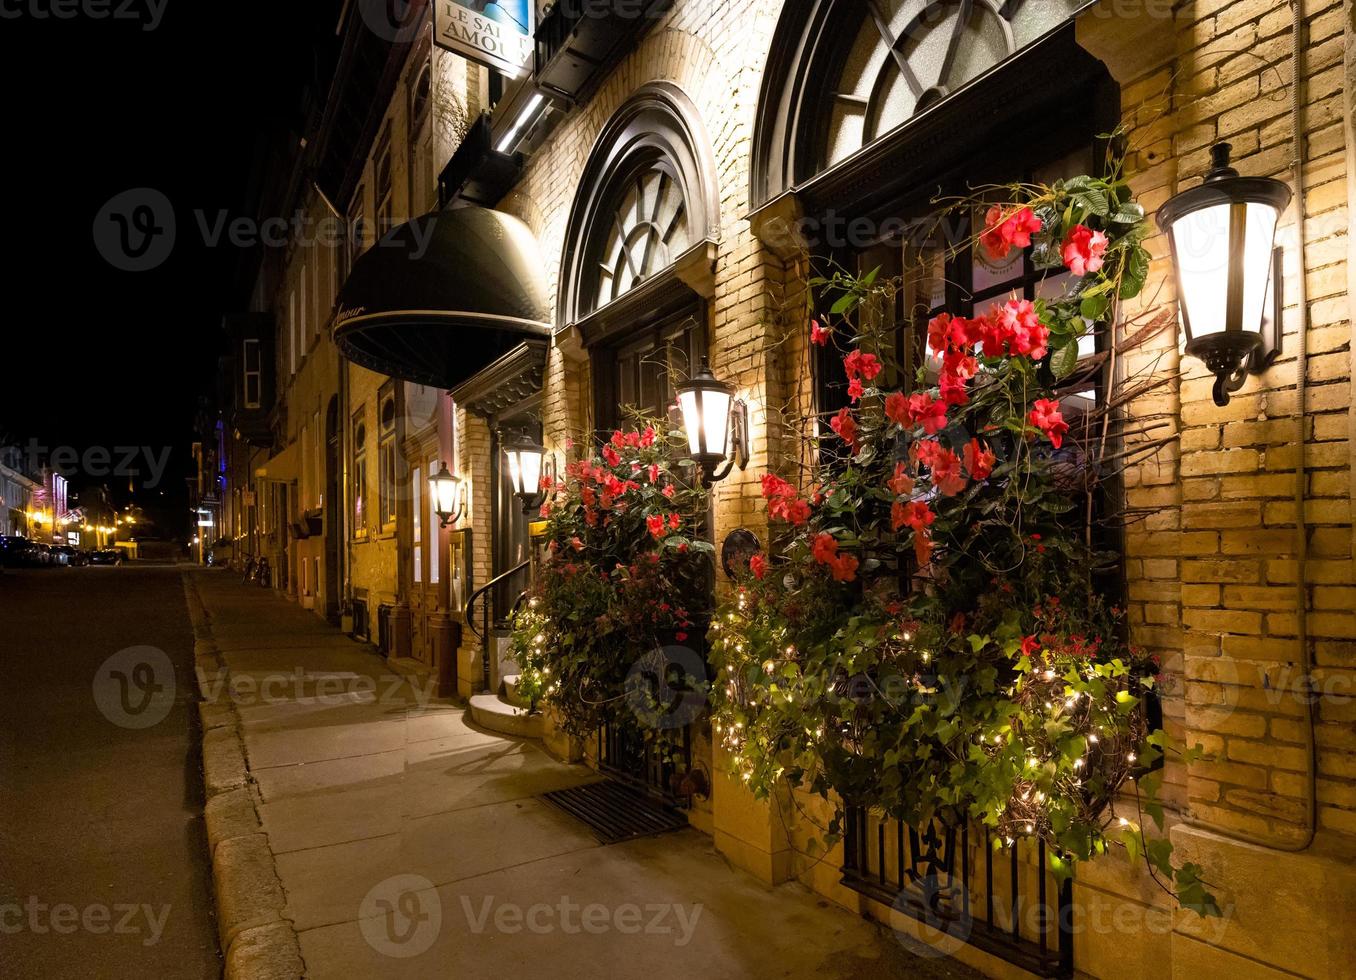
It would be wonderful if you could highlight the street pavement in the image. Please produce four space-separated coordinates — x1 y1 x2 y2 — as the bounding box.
0 566 221 978
190 569 980 980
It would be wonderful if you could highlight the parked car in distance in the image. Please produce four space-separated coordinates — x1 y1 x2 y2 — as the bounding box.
54 546 88 566
88 549 124 566
0 535 30 567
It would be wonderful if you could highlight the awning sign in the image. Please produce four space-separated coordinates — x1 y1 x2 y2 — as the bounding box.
434 0 534 77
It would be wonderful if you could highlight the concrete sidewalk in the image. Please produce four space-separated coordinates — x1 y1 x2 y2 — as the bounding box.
187 569 966 980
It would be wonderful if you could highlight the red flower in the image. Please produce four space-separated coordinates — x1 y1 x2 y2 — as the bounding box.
662 485 676 499
847 377 864 402
980 205 1043 260
927 313 968 355
811 532 838 564
602 444 621 467
963 438 995 481
761 473 795 499
896 500 935 533
1029 398 1069 449
938 374 970 408
1020 635 1041 657
884 391 909 426
980 298 1049 360
773 497 811 525
888 461 914 498
668 512 681 530
648 463 660 483
1061 224 1110 277
830 408 859 452
929 447 966 497
570 536 584 551
675 631 689 643
828 553 859 582
906 393 948 435
810 319 831 346
914 531 933 568
640 426 656 447
646 514 665 539
749 553 767 580
610 430 625 447
842 349 882 382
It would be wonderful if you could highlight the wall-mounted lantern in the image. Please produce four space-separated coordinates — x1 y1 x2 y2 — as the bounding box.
429 462 465 528
675 359 750 487
1158 142 1292 406
503 436 556 512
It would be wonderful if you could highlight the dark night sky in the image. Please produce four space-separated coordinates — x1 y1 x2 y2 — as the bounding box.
0 1 342 534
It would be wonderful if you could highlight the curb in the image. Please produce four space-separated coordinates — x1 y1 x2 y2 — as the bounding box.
182 572 305 980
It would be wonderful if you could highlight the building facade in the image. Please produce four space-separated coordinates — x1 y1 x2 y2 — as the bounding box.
215 1 1356 976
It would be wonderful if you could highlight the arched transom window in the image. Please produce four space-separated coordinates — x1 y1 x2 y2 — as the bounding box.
827 0 1083 167
596 164 690 306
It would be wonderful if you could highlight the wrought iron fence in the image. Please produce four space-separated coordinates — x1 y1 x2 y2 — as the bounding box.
842 807 1073 977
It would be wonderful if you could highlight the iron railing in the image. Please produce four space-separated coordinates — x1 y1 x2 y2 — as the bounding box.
842 809 1073 977
463 559 531 693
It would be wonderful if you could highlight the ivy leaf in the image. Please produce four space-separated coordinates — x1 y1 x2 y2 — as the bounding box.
1079 293 1110 321
1121 245 1150 299
1050 341 1080 380
1112 201 1145 224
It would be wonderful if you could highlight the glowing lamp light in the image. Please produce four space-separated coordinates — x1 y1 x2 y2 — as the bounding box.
429 462 465 528
1158 142 1291 406
675 359 750 487
503 435 556 511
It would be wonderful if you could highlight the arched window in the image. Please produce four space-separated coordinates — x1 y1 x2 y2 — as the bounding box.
558 83 719 428
751 0 1091 207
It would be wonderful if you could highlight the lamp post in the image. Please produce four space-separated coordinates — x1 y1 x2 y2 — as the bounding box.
1157 142 1292 406
429 462 465 528
675 359 750 487
503 435 555 512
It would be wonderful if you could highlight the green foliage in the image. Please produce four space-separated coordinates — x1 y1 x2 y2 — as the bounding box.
511 419 714 752
711 174 1219 917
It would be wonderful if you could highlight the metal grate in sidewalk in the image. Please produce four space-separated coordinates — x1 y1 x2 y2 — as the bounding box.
539 779 688 844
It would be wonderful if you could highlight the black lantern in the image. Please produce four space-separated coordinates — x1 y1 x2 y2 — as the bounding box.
503 435 556 511
429 462 465 527
1157 142 1291 406
675 359 750 487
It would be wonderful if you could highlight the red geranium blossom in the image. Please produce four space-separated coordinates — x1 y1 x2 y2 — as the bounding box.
884 391 909 426
843 349 882 382
847 377 864 402
963 438 995 480
810 319 831 346
1029 398 1069 449
830 408 859 452
980 205 1043 260
906 393 948 435
927 313 968 355
749 553 767 580
1020 635 1041 657
646 514 665 539
1061 224 1110 277
888 461 914 497
602 444 622 467
893 500 934 533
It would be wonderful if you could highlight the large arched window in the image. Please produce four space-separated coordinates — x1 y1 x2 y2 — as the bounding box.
751 0 1092 209
558 83 719 428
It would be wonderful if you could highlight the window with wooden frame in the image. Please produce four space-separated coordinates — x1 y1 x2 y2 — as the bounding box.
352 414 368 539
378 389 398 529
242 339 262 409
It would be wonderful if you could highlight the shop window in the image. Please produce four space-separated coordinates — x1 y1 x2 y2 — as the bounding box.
378 392 398 529
412 463 422 584
374 122 394 237
427 454 440 585
352 415 368 538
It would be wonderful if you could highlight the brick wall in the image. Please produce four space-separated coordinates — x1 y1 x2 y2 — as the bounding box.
1101 0 1355 851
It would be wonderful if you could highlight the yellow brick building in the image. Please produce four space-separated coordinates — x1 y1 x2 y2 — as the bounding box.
253 0 1356 975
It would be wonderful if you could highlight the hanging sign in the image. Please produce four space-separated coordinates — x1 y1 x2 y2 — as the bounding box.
434 0 534 77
